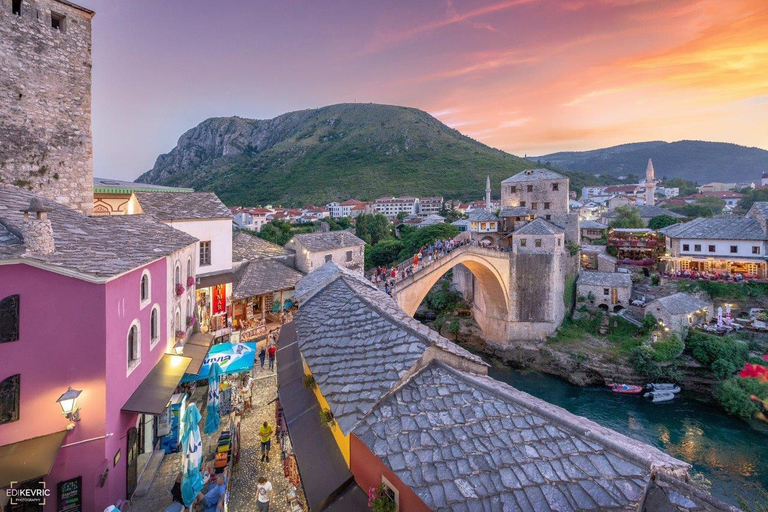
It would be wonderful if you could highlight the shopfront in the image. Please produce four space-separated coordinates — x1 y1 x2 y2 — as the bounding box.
196 272 235 342
662 256 767 279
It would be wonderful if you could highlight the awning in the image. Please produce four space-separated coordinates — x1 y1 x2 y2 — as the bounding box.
122 354 191 415
183 333 214 375
277 323 367 510
0 430 67 488
180 342 256 383
197 271 235 288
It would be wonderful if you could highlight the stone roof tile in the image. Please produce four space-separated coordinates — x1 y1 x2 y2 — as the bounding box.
134 191 232 220
514 218 564 236
232 231 292 262
232 259 304 300
291 231 365 252
577 271 632 288
502 169 566 183
660 216 768 241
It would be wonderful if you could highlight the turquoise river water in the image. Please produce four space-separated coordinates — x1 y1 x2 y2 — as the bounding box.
484 358 768 508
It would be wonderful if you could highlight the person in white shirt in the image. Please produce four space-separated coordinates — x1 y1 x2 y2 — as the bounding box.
256 476 273 511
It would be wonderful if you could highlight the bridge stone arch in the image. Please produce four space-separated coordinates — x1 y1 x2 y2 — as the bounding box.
394 247 511 340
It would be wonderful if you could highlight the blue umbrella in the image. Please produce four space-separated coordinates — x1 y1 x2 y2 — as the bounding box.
204 363 222 434
180 403 204 507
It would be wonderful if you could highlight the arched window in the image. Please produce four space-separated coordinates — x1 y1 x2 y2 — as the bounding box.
0 294 20 343
150 305 160 346
187 257 193 278
175 263 181 286
175 309 181 333
127 322 141 374
0 374 20 425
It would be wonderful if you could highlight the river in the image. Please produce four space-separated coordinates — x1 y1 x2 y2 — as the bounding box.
483 357 768 508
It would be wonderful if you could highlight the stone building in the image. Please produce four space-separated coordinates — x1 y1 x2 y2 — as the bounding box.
646 292 713 334
500 169 569 215
1 0 94 215
577 271 632 312
285 231 365 274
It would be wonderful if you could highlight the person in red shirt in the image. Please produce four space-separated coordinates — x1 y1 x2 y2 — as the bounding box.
268 344 277 371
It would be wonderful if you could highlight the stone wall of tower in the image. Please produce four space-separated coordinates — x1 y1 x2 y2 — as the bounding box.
0 0 94 215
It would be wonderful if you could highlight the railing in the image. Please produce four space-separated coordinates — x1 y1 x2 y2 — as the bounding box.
394 245 510 288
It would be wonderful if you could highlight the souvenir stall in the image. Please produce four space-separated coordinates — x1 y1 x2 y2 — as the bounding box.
197 282 233 342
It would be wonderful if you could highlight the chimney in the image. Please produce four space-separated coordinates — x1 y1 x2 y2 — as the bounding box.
21 198 55 255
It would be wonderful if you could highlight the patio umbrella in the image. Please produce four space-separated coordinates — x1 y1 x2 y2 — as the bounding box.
726 304 732 325
717 306 723 328
204 363 222 435
181 403 204 507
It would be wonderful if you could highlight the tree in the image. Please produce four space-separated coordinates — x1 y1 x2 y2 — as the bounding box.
648 215 680 230
365 239 404 269
325 217 352 231
608 206 644 229
396 211 408 222
448 319 461 339
738 188 768 211
397 224 459 261
694 196 726 216
661 178 698 196
355 214 391 246
257 219 293 245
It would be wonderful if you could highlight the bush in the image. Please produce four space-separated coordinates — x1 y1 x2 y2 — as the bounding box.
651 274 660 286
319 408 335 427
448 319 461 338
716 377 768 418
428 280 463 312
687 332 750 370
302 374 316 389
641 314 658 335
365 239 404 269
712 359 737 380
433 313 447 333
649 335 684 362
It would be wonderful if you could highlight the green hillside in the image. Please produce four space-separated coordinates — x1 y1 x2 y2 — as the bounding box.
136 103 616 206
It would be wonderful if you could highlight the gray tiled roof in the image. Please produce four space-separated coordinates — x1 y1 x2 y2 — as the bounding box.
232 259 304 300
500 207 530 217
578 271 632 288
660 217 768 241
468 210 499 222
94 177 193 193
134 192 232 221
232 231 292 262
650 292 711 316
580 220 608 230
0 186 197 277
355 361 685 511
291 231 365 252
294 262 484 434
580 244 606 253
748 202 768 219
514 218 564 236
502 169 566 183
603 205 684 220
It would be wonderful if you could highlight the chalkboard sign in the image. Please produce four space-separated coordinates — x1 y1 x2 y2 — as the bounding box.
57 476 82 512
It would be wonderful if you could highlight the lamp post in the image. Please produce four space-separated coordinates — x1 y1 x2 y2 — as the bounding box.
173 340 185 355
56 387 82 423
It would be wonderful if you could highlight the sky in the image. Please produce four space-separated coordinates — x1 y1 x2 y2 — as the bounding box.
86 0 768 181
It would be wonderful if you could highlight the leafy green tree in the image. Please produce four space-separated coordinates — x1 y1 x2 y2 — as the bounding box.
738 188 768 211
365 239 404 269
668 203 715 218
398 224 459 261
257 219 293 245
694 196 726 215
325 217 352 231
648 215 680 230
448 319 461 339
396 212 408 222
716 376 768 418
661 178 698 196
608 206 644 229
355 214 391 246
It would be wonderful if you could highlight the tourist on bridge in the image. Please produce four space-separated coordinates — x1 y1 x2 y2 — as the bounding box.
258 346 266 369
268 343 276 371
259 421 273 463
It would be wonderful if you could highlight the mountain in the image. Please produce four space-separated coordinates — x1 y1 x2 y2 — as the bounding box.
535 141 768 184
136 103 616 206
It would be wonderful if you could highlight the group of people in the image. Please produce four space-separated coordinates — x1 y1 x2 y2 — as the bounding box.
258 338 277 371
369 237 472 296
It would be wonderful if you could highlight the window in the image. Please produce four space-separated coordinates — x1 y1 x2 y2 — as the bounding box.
175 309 181 333
603 288 610 296
694 244 701 252
380 477 399 510
753 246 761 255
0 295 20 343
730 246 738 254
12 0 21 16
140 270 151 308
346 250 353 262
552 183 559 191
557 238 561 246
127 323 140 373
709 245 716 253
527 185 533 192
187 257 193 278
325 254 333 263
535 239 542 248
519 201 526 207
0 374 20 425
520 239 527 247
150 306 160 346
510 186 517 193
531 203 538 210
200 241 211 266
544 202 550 210
682 244 689 251
174 263 181 286
545 215 551 221
50 11 65 31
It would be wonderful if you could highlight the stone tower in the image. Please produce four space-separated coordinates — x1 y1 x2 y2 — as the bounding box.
0 0 95 215
645 158 656 207
485 175 492 211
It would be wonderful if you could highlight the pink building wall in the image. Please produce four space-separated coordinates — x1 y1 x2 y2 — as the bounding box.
0 256 171 511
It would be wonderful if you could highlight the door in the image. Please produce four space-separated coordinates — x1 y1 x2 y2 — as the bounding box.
126 426 139 498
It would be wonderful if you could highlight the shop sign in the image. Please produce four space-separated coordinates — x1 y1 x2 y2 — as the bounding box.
181 342 256 382
57 476 82 512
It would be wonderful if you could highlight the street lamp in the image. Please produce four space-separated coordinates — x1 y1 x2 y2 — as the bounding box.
56 387 82 422
173 340 185 355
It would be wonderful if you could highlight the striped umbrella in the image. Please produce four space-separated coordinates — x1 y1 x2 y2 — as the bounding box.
204 363 222 435
181 403 204 507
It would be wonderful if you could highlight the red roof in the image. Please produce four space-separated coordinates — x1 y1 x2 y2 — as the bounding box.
681 191 744 200
340 199 363 206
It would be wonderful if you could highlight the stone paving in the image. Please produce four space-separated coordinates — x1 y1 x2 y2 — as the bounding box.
130 354 305 511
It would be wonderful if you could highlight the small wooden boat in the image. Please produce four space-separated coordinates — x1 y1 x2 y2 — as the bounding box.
644 391 676 403
644 383 681 394
610 384 644 394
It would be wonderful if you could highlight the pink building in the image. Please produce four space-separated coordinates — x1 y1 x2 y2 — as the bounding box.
0 187 199 511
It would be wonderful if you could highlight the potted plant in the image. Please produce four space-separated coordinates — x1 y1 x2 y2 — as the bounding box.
175 283 185 296
175 330 187 342
302 374 316 389
367 484 396 512
319 408 335 427
186 275 195 287
186 315 196 328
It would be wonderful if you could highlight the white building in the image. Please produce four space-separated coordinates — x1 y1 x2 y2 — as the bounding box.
327 199 367 219
418 197 443 217
373 197 419 220
285 231 366 274
233 207 271 232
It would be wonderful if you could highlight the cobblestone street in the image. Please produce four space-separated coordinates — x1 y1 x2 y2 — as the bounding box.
131 356 305 511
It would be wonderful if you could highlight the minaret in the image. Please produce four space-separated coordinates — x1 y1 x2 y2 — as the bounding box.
645 159 656 207
485 175 492 211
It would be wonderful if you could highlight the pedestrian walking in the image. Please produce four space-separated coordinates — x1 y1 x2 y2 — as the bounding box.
259 421 273 463
267 344 276 371
256 476 273 512
258 346 266 369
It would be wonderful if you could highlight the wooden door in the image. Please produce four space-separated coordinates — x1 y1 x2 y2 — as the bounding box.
126 426 139 498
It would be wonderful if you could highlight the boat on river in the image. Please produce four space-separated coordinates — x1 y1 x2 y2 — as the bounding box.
644 391 676 403
644 383 681 394
610 383 644 394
